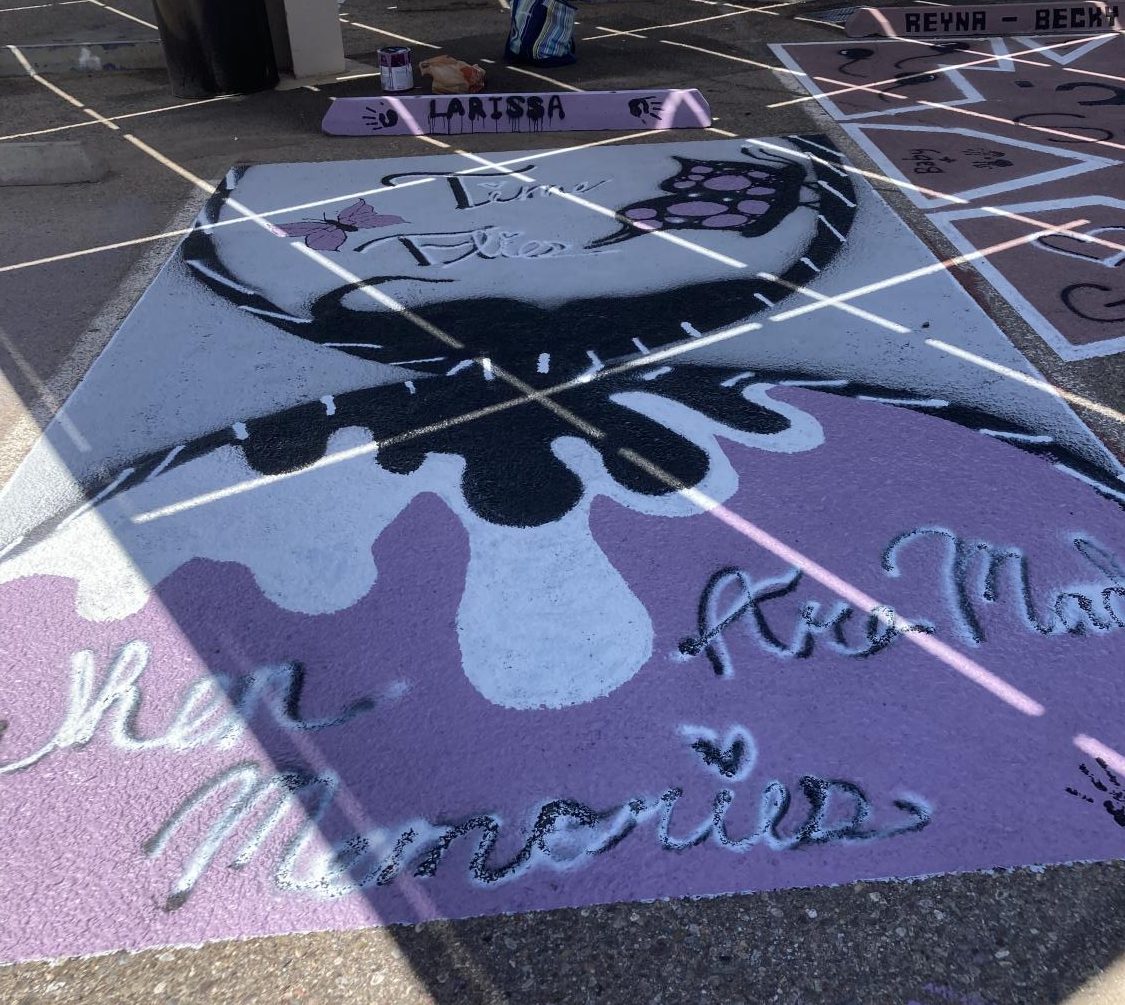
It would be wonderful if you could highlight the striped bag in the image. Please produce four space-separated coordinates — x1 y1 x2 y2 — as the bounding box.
505 0 578 67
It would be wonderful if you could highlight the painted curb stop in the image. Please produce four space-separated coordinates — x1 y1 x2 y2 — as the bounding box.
845 1 1120 36
322 88 713 137
0 41 165 77
0 141 106 187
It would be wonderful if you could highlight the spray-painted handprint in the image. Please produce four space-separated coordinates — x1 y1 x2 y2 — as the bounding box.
1066 759 1125 826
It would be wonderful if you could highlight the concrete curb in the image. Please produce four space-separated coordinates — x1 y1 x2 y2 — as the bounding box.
0 140 105 186
0 40 164 77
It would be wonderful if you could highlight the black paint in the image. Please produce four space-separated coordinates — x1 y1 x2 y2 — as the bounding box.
1011 112 1114 143
691 735 749 778
148 753 932 908
588 153 808 249
20 141 854 536
425 94 566 135
9 137 1123 562
1067 758 1125 827
882 528 1125 645
1061 283 1125 323
837 47 875 77
679 565 932 675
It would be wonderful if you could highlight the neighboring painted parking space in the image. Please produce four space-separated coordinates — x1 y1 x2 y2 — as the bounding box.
773 34 1125 359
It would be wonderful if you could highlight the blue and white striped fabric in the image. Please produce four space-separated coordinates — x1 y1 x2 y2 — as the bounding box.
505 0 578 67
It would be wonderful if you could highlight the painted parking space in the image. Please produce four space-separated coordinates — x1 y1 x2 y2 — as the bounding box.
0 135 1124 964
772 34 1125 359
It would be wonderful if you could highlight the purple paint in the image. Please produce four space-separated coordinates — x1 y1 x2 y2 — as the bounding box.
275 198 406 253
668 201 726 216
1 391 1122 962
703 175 752 191
737 199 770 214
2 135 1123 967
321 88 713 137
702 213 750 227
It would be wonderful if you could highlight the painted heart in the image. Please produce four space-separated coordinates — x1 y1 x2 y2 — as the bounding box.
681 725 758 781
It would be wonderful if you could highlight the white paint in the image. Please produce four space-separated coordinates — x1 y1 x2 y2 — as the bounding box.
77 47 101 71
979 429 1053 444
780 378 847 388
686 154 1120 474
242 307 310 324
840 124 1117 211
203 141 816 320
19 132 1091 534
1012 34 1119 65
1055 465 1125 504
763 271 909 333
0 640 391 775
791 136 849 159
57 467 133 529
3 136 1122 715
857 395 949 408
817 214 847 242
1034 226 1125 270
455 508 652 708
678 724 758 782
186 259 257 297
767 38 1016 121
0 385 822 709
816 180 856 208
579 350 604 382
720 371 755 387
0 278 401 549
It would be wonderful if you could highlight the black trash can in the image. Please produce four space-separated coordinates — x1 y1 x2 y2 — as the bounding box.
152 0 279 98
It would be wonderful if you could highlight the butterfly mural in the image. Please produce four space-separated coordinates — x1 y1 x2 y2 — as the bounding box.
588 154 807 249
4 133 1125 710
276 198 406 252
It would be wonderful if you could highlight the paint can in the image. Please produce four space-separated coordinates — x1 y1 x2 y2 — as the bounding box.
378 46 414 93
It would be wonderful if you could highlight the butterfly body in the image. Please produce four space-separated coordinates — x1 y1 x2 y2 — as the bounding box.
277 198 406 252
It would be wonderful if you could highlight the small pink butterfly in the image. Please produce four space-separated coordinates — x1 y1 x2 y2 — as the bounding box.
276 198 406 252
